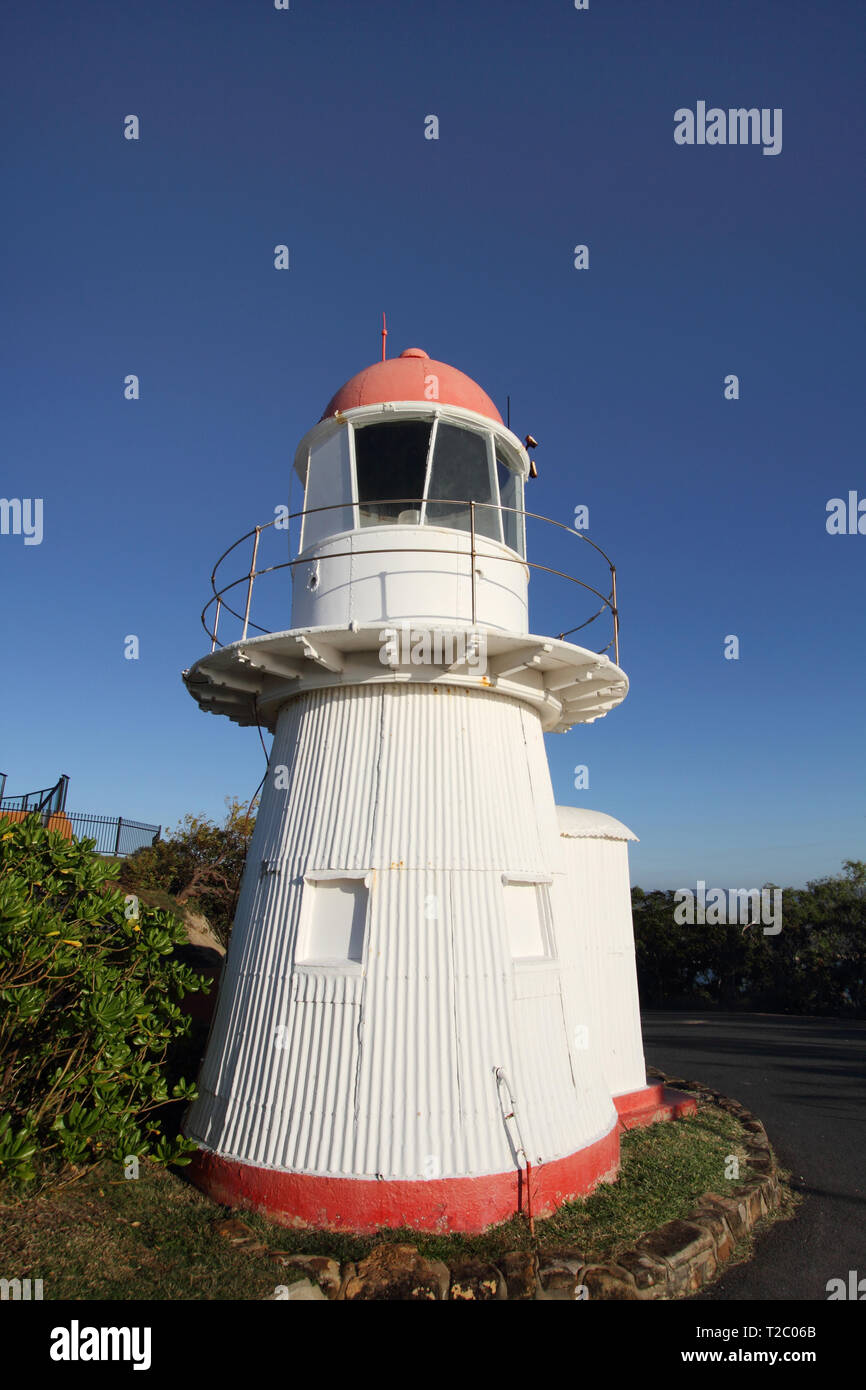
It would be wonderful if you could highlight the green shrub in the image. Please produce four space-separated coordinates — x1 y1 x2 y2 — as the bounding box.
0 815 208 1187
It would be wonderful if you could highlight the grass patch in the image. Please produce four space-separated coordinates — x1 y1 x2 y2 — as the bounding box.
0 1103 771 1299
0 1165 300 1301
535 1106 753 1260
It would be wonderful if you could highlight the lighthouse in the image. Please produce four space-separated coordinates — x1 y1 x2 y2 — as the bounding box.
182 345 683 1234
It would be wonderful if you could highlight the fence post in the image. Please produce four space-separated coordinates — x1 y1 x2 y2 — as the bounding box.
242 527 261 641
211 597 222 653
610 565 619 666
114 817 123 857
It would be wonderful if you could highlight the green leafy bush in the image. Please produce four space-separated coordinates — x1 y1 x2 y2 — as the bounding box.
0 815 208 1186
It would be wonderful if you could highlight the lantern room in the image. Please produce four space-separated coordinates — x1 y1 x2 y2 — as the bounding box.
290 349 531 633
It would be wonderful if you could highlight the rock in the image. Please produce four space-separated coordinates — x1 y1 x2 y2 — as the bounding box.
635 1219 717 1294
580 1263 640 1300
732 1175 778 1221
537 1259 586 1300
689 1205 735 1263
636 1218 713 1264
277 1278 327 1301
499 1250 538 1300
715 1097 746 1117
343 1244 449 1301
214 1217 267 1253
744 1138 773 1163
271 1254 342 1299
701 1191 751 1240
337 1262 356 1300
745 1152 775 1178
427 1260 452 1300
181 907 226 956
448 1258 506 1300
730 1183 766 1225
615 1247 669 1296
215 1218 255 1242
743 1134 775 1164
756 1173 780 1212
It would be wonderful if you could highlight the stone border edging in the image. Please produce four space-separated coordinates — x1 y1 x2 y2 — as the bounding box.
544 1066 782 1301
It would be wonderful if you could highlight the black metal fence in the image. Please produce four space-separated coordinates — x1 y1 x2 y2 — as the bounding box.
0 804 161 857
64 814 162 857
0 772 69 815
0 774 160 857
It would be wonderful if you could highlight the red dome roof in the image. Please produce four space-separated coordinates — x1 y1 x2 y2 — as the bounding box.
320 348 503 424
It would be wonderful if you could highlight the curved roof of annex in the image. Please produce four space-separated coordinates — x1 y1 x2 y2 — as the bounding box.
556 806 639 842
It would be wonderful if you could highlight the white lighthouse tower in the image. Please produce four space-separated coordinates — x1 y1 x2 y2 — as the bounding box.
182 346 685 1233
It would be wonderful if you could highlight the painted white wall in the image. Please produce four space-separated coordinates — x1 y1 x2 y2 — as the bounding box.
290 525 529 633
556 807 647 1098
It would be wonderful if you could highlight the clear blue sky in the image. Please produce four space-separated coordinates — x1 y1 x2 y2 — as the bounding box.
2 0 864 890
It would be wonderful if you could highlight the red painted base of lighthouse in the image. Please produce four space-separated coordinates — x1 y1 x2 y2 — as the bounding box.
188 1084 696 1234
614 1082 697 1131
190 1128 620 1235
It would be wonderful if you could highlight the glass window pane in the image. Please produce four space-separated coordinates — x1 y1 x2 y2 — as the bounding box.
496 458 523 555
302 429 354 549
426 424 500 541
354 421 431 527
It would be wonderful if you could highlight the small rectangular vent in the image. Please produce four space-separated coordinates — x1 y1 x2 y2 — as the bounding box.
297 877 368 967
503 880 554 961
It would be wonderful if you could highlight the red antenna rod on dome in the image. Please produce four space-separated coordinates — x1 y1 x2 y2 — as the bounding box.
381 312 388 361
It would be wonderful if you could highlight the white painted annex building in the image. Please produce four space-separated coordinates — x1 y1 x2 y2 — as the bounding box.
182 347 672 1233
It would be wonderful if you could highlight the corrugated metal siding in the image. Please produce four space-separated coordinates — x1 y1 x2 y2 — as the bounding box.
252 686 382 871
546 873 621 1131
557 826 647 1098
370 684 551 873
352 867 460 1177
450 868 522 1175
509 975 581 1163
185 684 617 1180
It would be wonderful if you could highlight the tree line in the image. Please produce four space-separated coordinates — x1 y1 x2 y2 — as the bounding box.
632 861 865 1016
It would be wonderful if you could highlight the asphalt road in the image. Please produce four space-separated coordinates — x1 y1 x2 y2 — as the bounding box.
641 1011 866 1301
